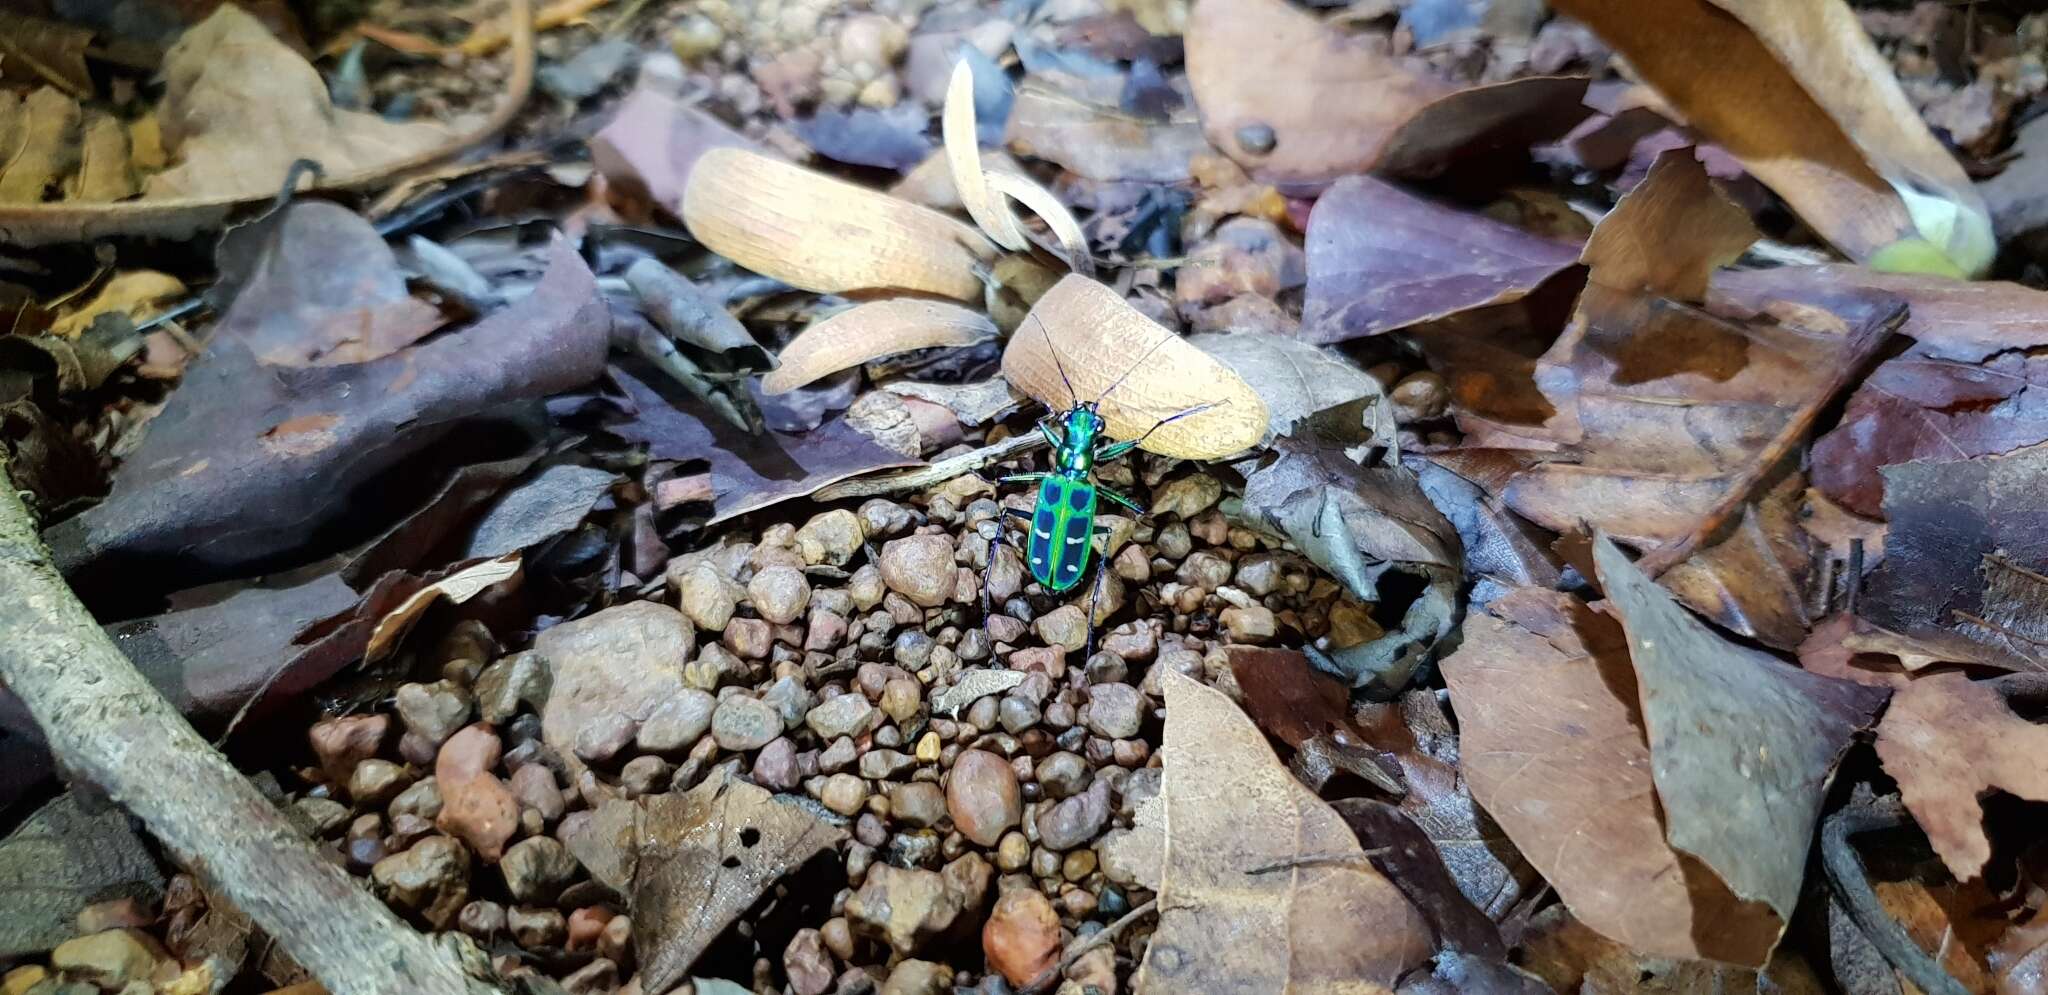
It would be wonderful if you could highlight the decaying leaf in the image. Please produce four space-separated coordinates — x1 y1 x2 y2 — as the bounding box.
1578 148 1759 301
1860 445 2048 671
1876 674 2048 882
1592 536 1886 947
0 11 95 97
1002 275 1266 460
67 112 137 203
793 103 932 172
0 791 165 959
763 300 997 395
1004 78 1210 184
590 84 767 215
682 147 996 303
1186 0 1588 189
363 553 522 662
624 258 771 372
931 668 1028 718
1519 905 1833 995
1237 426 1459 691
50 271 187 339
882 377 1027 427
213 201 448 367
609 365 914 525
1301 175 1583 343
47 238 610 594
0 87 81 204
1550 0 1993 276
1112 671 1433 993
144 7 456 200
629 768 846 993
1442 587 1783 965
1194 331 1387 440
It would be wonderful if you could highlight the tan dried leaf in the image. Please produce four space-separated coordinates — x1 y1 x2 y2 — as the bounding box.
762 300 996 395
1580 149 1756 300
1875 673 2048 881
147 7 458 199
50 271 187 338
983 170 1092 277
683 147 996 302
633 769 845 993
1003 275 1266 460
1115 671 1432 993
1551 0 1992 275
943 58 1025 250
364 554 523 662
66 112 137 203
0 87 80 204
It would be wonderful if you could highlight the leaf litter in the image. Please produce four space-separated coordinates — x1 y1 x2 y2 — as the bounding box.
14 2 2048 994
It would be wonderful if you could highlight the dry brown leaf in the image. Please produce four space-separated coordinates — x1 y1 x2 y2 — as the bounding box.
762 300 998 395
1442 588 1784 965
1004 78 1211 184
0 87 80 204
50 271 187 339
1549 0 1992 275
1003 275 1266 460
0 0 533 246
0 11 94 98
1112 670 1433 993
1519 905 1833 995
682 147 996 303
1578 148 1756 300
1186 0 1452 189
1876 673 2048 881
629 768 845 994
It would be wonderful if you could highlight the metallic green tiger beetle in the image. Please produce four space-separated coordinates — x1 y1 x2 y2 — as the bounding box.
980 330 1217 656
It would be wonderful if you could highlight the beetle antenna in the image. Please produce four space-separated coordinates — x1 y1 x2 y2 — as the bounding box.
1033 316 1079 409
1127 400 1224 444
1094 335 1172 405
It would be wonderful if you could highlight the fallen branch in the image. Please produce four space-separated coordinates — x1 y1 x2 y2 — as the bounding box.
812 432 1045 501
0 455 504 995
1636 297 1905 578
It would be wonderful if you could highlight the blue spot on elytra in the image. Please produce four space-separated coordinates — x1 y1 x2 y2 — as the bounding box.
1068 487 1090 511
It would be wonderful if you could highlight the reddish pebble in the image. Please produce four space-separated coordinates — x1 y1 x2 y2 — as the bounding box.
308 714 389 783
566 906 614 951
435 724 518 861
982 888 1060 986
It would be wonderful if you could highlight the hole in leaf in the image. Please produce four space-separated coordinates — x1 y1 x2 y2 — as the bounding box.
740 827 761 847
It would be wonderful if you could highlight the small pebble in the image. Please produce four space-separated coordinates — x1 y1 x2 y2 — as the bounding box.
821 773 871 815
508 906 566 948
749 565 813 625
795 509 866 566
982 888 1060 987
947 749 1022 846
395 681 474 748
712 695 782 751
880 535 956 608
808 692 878 740
890 781 947 828
678 564 739 631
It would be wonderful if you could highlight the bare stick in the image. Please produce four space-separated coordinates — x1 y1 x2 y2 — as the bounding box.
1019 898 1159 995
1636 301 1904 578
812 432 1045 501
0 455 503 995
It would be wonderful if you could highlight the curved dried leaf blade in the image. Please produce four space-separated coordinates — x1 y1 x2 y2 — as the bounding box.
1118 671 1433 993
1876 673 2048 881
1591 535 1887 936
633 769 846 993
1003 274 1266 459
943 58 1025 249
1301 176 1582 343
1375 75 1595 179
682 147 994 302
1441 588 1782 965
764 300 997 394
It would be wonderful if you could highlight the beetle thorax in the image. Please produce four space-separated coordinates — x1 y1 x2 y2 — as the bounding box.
1057 407 1102 475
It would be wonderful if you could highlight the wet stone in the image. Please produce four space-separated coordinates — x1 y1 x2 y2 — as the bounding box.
509 906 566 948
459 899 506 939
808 693 877 740
395 681 475 748
309 714 389 784
1037 779 1112 851
475 651 552 725
635 688 717 753
348 759 412 808
371 835 470 929
947 749 1021 846
500 836 579 904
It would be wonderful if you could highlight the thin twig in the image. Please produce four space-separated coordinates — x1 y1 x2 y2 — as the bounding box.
812 433 1045 501
1636 301 1905 578
1820 796 1970 995
1019 899 1159 995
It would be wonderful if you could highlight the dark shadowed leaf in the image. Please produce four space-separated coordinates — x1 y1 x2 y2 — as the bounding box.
1861 444 2048 671
629 768 845 994
1442 587 1783 965
1331 798 1505 960
1592 535 1887 945
342 452 543 585
0 791 164 958
46 238 610 595
461 463 617 560
608 364 913 525
1302 176 1582 343
590 84 769 214
1226 645 1403 794
213 200 447 367
0 12 94 97
794 103 933 172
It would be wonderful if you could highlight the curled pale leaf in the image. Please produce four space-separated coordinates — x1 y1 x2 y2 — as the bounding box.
1003 275 1266 460
761 300 998 395
682 147 997 302
1551 0 1993 276
944 58 1025 251
984 170 1093 277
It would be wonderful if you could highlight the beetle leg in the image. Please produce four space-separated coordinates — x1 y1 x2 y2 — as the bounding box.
999 472 1050 487
1039 418 1065 451
1098 485 1143 516
982 521 1028 645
